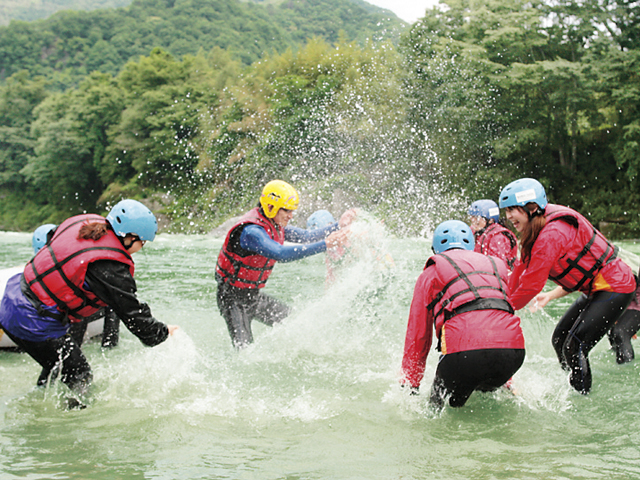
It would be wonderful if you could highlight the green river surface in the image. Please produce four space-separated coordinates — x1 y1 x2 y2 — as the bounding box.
1 226 640 480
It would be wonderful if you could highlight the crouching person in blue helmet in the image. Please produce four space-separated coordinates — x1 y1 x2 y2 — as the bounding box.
215 181 349 349
401 220 525 409
500 178 636 390
33 223 120 349
32 223 122 387
468 199 518 270
0 200 179 408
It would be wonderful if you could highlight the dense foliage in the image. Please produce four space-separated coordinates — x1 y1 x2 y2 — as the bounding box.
0 0 132 26
0 0 639 238
0 0 405 89
401 0 640 237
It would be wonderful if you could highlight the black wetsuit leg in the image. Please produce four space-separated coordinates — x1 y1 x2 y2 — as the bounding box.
68 319 88 346
35 319 88 386
217 281 290 348
1 329 92 394
101 307 120 348
253 290 290 327
217 282 254 347
552 290 634 394
552 294 589 371
429 348 525 408
608 308 640 364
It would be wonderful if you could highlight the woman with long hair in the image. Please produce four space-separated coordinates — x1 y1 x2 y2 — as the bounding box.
0 200 178 408
499 178 636 394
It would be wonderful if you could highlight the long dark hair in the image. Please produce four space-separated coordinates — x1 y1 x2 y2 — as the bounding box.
517 203 547 264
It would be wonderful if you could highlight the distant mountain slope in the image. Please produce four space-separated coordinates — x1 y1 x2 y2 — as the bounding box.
0 0 400 28
0 0 405 88
0 0 132 26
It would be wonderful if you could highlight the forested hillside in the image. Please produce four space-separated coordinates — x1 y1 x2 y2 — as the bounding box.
0 0 639 238
0 0 404 89
0 0 396 27
0 0 132 26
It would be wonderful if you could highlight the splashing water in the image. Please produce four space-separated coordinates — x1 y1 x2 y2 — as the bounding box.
1 231 640 479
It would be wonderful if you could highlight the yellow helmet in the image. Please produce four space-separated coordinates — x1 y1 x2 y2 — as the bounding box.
260 180 300 218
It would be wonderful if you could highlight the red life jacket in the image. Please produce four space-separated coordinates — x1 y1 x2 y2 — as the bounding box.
215 207 285 289
474 222 518 269
23 214 134 322
543 204 618 294
426 250 513 349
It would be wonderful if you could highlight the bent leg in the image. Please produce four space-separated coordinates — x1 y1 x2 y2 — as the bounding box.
217 282 255 348
608 309 640 364
552 294 589 370
3 330 92 394
563 290 634 394
253 291 290 327
68 319 88 346
429 349 525 408
101 308 120 348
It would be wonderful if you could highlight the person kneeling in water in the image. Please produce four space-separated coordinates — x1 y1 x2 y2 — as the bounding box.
401 220 525 409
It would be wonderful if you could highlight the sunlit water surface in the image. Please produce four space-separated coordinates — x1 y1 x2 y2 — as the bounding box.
1 228 640 479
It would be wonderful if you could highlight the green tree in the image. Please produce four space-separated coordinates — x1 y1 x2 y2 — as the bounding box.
103 48 218 193
0 71 49 190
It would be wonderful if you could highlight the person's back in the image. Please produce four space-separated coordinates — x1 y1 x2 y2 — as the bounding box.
425 249 523 354
402 220 525 409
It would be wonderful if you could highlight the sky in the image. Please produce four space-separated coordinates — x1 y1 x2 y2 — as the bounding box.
364 0 440 24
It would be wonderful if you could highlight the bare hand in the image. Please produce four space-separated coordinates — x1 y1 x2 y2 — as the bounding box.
529 286 569 312
529 293 549 313
326 229 349 249
167 325 179 335
339 208 358 228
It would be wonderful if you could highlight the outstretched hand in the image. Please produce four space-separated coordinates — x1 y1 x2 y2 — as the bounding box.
167 325 180 335
339 208 358 228
326 229 349 249
529 286 569 313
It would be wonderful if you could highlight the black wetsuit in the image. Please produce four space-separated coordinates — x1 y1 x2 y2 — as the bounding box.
216 274 290 347
552 289 634 392
430 349 525 408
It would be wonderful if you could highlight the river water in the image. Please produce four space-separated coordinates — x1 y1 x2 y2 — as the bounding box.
1 227 640 479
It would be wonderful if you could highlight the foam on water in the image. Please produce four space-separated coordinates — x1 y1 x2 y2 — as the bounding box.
2 232 640 479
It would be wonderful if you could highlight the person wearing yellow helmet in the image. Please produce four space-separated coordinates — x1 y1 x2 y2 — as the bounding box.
215 180 349 348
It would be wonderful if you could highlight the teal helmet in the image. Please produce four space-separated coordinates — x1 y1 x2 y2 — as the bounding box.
432 220 475 254
106 199 157 241
499 178 548 209
32 223 57 254
307 210 335 230
468 200 500 223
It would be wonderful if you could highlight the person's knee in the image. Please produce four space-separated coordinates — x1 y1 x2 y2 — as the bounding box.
562 335 580 364
448 394 470 408
61 366 93 395
609 328 635 364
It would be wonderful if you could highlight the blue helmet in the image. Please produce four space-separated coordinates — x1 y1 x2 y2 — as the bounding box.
32 223 57 254
106 199 158 242
306 210 335 230
468 200 500 222
499 178 548 209
432 220 475 254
